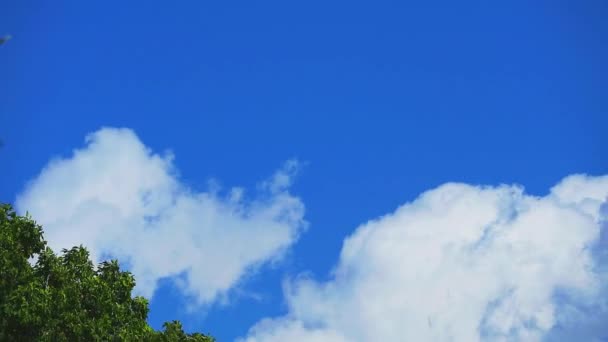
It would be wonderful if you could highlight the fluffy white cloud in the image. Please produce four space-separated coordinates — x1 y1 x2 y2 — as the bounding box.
242 175 608 342
16 127 306 305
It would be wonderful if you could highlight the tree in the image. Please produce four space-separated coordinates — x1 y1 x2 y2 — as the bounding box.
0 203 215 341
0 35 11 46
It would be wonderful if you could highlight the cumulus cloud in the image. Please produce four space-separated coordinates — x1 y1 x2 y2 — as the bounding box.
16 127 306 305
241 175 608 342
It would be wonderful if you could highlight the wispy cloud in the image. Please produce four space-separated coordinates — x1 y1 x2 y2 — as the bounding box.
16 127 306 305
241 175 608 342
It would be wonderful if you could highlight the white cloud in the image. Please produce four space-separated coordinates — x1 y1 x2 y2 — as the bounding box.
16 127 306 305
241 175 608 342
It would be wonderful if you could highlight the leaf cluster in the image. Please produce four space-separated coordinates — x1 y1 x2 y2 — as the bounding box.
0 204 215 341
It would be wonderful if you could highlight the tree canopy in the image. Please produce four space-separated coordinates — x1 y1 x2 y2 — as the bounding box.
0 203 215 341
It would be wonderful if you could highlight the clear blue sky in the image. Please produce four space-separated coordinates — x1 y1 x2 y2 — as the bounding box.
1 1 607 341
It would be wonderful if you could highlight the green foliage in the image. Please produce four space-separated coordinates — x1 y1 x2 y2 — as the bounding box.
0 204 215 341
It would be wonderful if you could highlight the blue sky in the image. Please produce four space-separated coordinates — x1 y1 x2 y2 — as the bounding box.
1 1 608 341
